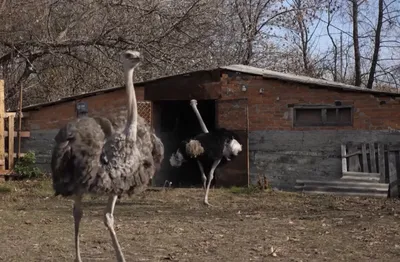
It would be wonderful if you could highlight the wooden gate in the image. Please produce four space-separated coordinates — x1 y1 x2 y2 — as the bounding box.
215 98 249 187
341 142 400 198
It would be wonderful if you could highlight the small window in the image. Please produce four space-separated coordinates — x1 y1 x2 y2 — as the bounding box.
293 106 353 127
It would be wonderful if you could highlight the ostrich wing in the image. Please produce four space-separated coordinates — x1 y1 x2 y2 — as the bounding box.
51 117 107 197
93 116 115 138
151 132 164 170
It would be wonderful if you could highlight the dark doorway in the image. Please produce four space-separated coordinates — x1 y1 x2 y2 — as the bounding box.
152 99 216 187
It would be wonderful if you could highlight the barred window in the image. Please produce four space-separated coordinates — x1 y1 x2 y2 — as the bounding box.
293 105 353 127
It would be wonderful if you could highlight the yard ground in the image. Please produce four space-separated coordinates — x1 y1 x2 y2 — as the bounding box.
1 180 400 262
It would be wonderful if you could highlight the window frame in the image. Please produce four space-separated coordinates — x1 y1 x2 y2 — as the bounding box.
292 105 354 127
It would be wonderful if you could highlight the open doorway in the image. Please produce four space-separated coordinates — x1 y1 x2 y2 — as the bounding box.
152 99 216 187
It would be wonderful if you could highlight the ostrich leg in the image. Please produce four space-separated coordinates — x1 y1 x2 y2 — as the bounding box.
204 158 222 206
190 99 209 133
197 160 207 190
190 99 214 189
104 195 126 262
73 194 83 262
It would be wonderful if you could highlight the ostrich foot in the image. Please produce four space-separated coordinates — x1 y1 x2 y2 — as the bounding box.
203 199 218 207
203 200 213 207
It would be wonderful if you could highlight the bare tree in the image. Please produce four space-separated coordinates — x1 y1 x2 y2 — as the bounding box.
366 0 383 89
349 0 362 86
0 0 227 108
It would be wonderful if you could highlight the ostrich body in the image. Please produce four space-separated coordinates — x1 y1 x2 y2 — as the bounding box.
51 50 164 262
169 99 242 206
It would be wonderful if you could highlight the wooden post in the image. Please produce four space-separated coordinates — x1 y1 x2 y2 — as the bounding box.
246 102 250 187
348 144 361 172
8 115 14 170
341 144 348 173
369 142 377 173
17 82 23 160
361 143 368 172
377 143 386 183
388 151 398 198
0 80 5 171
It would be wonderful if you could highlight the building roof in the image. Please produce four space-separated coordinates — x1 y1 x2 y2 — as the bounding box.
221 64 400 95
23 64 400 111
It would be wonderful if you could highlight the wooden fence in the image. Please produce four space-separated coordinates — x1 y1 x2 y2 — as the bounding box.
341 142 400 197
0 80 30 178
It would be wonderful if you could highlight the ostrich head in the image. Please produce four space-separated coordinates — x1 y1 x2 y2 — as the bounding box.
222 136 243 160
169 149 185 167
228 138 242 155
121 50 141 70
190 99 198 108
169 141 188 167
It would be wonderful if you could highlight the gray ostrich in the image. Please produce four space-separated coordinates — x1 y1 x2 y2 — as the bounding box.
51 50 164 262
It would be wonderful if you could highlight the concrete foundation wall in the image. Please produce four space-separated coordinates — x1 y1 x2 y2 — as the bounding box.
22 129 58 172
249 130 400 190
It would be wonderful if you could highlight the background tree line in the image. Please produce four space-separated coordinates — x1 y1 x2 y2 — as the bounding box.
0 0 399 109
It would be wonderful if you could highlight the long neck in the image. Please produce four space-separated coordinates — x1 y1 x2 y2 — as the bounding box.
124 67 137 141
190 102 209 133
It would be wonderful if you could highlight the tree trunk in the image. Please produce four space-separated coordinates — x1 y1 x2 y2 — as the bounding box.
351 0 362 86
366 0 383 89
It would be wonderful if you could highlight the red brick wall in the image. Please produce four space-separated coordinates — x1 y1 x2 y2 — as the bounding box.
23 87 145 130
218 73 400 131
23 72 400 132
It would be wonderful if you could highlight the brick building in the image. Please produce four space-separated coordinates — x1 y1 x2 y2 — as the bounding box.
22 65 400 190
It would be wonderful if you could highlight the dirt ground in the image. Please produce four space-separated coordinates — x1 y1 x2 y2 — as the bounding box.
1 180 400 262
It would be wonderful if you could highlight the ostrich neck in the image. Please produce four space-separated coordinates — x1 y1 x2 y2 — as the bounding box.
190 103 209 133
124 67 137 141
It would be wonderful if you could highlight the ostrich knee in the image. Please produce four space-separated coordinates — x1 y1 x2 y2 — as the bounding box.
104 212 114 228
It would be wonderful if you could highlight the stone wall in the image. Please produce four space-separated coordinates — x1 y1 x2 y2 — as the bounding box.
22 130 59 172
249 130 400 189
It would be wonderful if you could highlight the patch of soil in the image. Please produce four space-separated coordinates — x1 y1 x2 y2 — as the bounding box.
1 181 400 261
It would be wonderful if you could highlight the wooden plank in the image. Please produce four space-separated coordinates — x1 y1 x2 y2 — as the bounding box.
344 150 361 158
377 143 386 183
4 112 15 117
0 80 5 170
369 143 377 173
4 131 30 138
388 151 398 198
0 169 13 175
7 115 14 170
4 112 27 118
386 143 400 152
343 171 380 176
361 143 368 172
348 144 361 172
4 152 25 158
341 144 347 173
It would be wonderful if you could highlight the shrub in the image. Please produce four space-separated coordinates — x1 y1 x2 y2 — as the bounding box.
13 151 43 179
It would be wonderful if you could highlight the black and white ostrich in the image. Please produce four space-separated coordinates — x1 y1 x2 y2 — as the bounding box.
169 99 242 206
51 50 164 262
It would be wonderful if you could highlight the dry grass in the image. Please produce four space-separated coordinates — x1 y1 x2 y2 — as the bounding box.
1 179 400 261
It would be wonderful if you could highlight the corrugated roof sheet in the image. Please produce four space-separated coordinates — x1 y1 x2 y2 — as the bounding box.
221 64 400 95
